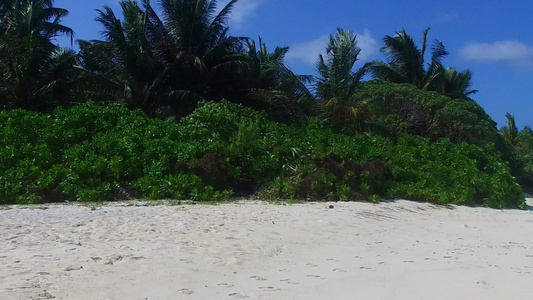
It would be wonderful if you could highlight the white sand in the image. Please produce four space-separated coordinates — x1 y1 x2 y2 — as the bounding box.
1 198 533 300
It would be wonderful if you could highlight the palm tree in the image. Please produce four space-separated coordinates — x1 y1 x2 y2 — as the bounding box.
235 37 315 123
500 112 518 146
245 37 314 103
80 0 251 116
368 28 447 90
368 28 478 99
0 0 77 110
315 28 369 132
433 67 478 99
78 1 167 111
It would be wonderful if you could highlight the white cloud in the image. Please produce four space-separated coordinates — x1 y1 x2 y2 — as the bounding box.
285 34 329 65
286 29 378 66
354 30 379 61
218 0 262 29
460 41 533 63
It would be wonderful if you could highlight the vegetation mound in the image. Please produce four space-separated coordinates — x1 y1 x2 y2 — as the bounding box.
0 0 529 209
0 102 524 208
355 81 501 145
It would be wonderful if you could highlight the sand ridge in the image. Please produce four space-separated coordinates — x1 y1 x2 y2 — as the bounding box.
1 199 533 299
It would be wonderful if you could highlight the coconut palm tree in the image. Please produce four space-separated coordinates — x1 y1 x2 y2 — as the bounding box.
500 112 518 146
368 27 447 90
314 28 370 132
78 1 167 111
245 37 314 103
79 0 251 116
0 0 77 110
433 67 478 99
237 37 315 123
368 28 478 99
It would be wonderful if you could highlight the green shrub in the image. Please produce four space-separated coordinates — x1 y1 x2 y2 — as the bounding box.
133 174 231 202
389 137 524 208
0 101 525 208
0 103 209 203
505 127 533 189
355 81 501 145
180 100 268 146
181 101 306 189
0 109 54 204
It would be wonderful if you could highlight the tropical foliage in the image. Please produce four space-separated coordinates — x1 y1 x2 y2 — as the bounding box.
245 37 313 103
0 102 524 208
78 0 250 115
368 28 477 99
239 37 314 124
499 114 533 189
353 81 501 145
0 0 78 110
0 0 530 209
314 28 370 133
500 113 518 146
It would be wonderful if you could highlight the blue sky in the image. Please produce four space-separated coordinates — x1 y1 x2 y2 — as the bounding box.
54 0 533 128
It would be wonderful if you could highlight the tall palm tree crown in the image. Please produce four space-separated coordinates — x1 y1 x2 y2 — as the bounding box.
0 0 77 109
501 112 518 146
79 0 252 115
368 27 447 90
368 27 477 99
315 28 369 132
435 67 478 99
315 28 367 102
245 37 314 104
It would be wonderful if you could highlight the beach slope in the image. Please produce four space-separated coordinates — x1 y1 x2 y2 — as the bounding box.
1 199 532 300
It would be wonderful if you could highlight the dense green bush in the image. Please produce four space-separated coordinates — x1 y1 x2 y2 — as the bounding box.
0 101 525 208
353 81 526 181
0 103 225 203
388 137 523 208
354 81 501 145
504 127 533 189
515 129 533 172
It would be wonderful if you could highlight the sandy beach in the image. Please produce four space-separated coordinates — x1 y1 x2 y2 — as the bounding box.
1 198 533 300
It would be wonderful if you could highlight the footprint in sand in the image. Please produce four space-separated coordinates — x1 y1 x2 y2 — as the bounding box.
217 283 235 288
250 275 267 281
35 291 55 299
306 263 318 267
178 288 194 295
64 266 83 272
259 286 281 291
229 292 249 298
306 275 325 280
104 255 124 265
91 257 102 262
36 272 51 276
179 258 194 264
280 279 299 285
333 268 347 272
